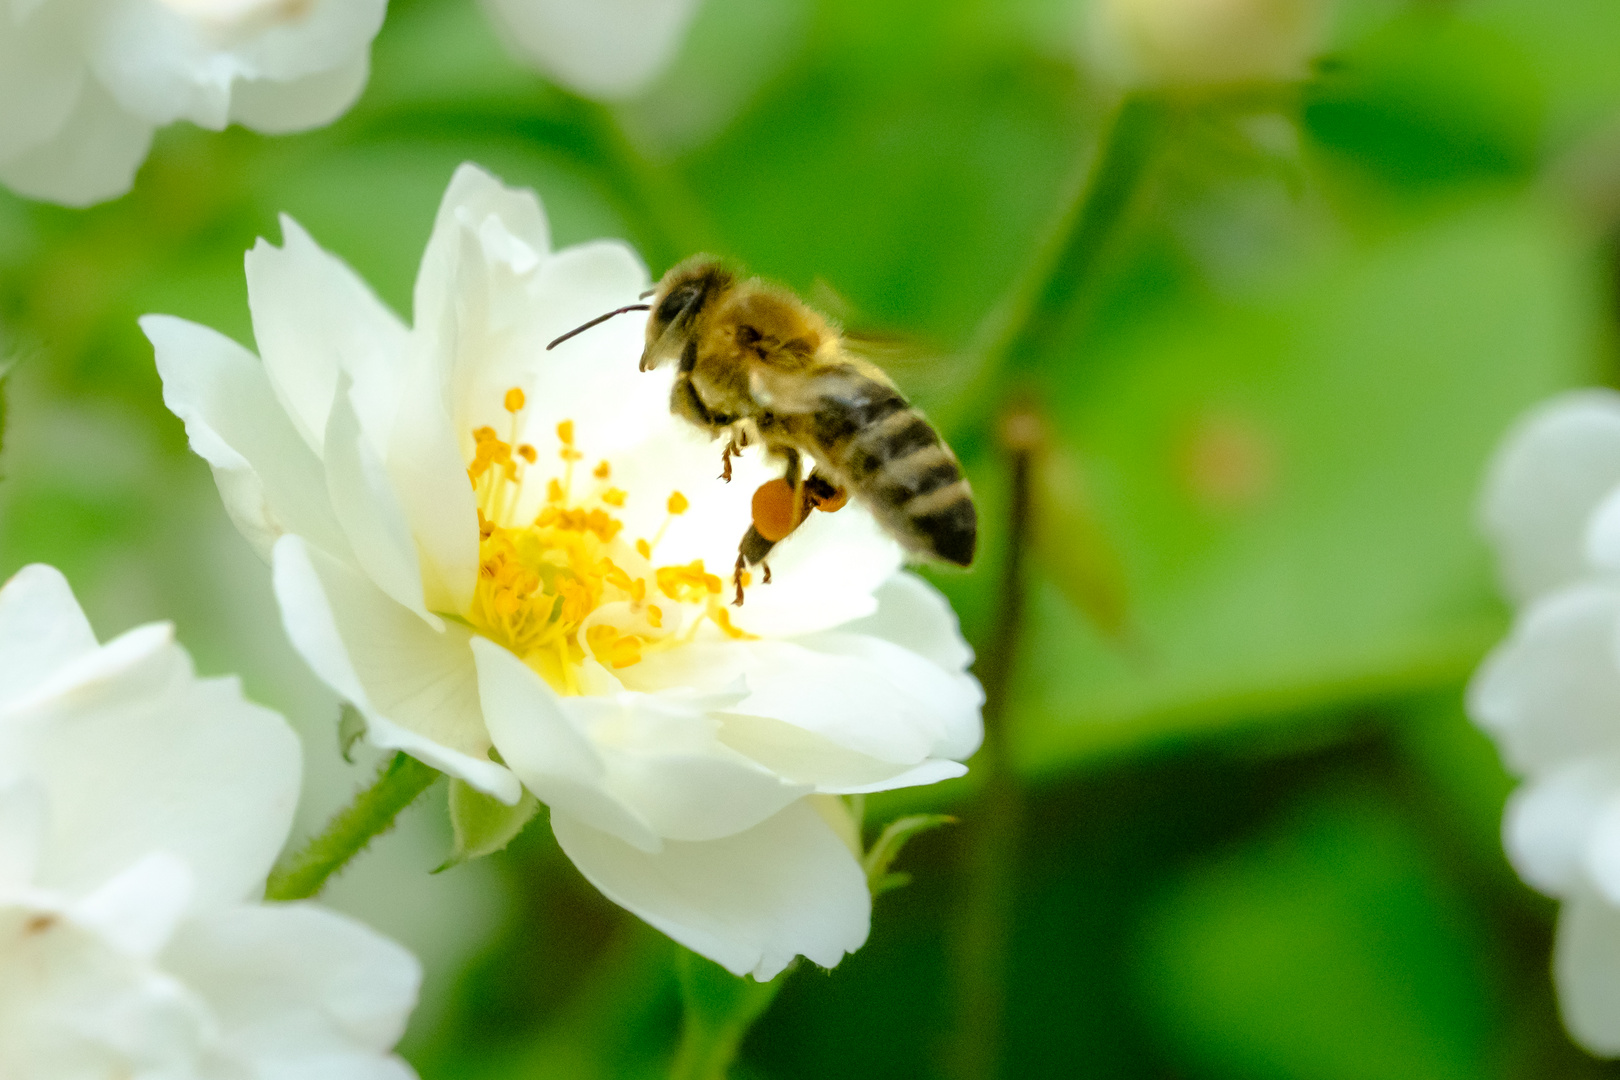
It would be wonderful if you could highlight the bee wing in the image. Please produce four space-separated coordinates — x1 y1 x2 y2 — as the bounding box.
746 362 871 415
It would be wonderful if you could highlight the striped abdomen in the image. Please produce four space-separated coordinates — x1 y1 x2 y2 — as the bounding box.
809 370 977 566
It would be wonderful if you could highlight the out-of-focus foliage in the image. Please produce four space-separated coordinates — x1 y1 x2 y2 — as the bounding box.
3 0 1620 1075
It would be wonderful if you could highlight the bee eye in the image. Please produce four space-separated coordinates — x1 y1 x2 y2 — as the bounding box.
657 284 699 323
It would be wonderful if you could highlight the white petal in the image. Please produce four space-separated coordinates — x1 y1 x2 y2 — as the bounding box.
1504 759 1620 897
0 564 98 712
69 852 193 960
3 623 301 906
271 535 520 802
227 50 370 134
0 2 82 162
0 899 213 1074
385 346 478 617
716 712 968 793
481 0 702 100
144 314 353 563
625 632 980 766
724 500 907 640
462 240 654 451
162 901 420 1072
245 214 409 455
323 376 435 626
1467 584 1620 775
473 637 659 843
552 798 870 980
0 778 46 889
839 572 976 674
413 162 551 370
1482 389 1620 604
86 0 385 129
0 77 152 207
1556 889 1620 1057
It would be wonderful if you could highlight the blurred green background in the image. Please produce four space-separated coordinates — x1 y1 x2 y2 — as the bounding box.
4 0 1620 1075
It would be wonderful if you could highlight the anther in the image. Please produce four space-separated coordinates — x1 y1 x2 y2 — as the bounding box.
505 388 526 413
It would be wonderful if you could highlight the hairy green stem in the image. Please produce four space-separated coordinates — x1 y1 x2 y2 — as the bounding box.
669 949 786 1080
940 92 1164 437
264 752 441 902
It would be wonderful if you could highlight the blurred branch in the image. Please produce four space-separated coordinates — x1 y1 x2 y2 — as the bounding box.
938 92 1165 439
946 408 1042 1080
264 751 440 902
670 949 785 1080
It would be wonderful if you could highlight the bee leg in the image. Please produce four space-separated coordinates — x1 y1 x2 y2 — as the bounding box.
763 563 772 585
719 441 737 483
733 525 776 606
804 468 849 513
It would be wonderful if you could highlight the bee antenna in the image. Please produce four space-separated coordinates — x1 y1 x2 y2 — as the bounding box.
639 287 657 299
546 304 653 351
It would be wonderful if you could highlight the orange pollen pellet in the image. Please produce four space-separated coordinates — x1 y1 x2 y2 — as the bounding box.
667 491 690 515
751 479 801 542
814 487 850 513
557 419 575 445
504 388 526 413
518 444 537 463
594 461 612 480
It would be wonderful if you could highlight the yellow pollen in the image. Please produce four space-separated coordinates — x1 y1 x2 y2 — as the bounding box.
464 402 754 694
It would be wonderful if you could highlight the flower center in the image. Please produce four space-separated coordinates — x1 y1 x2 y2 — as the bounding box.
465 388 751 695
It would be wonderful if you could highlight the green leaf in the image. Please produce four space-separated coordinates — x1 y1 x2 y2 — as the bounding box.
1135 790 1499 1080
441 778 540 871
994 195 1603 777
337 703 365 764
671 948 785 1080
862 814 955 898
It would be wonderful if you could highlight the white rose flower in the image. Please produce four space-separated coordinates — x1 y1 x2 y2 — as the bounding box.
145 162 984 980
0 0 386 206
1086 0 1329 88
480 0 701 100
0 562 421 1077
1470 389 1620 1055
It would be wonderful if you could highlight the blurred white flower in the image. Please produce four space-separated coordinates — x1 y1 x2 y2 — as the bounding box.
1470 389 1620 1056
0 563 420 1077
481 0 701 100
145 162 983 979
1086 0 1328 88
0 0 385 206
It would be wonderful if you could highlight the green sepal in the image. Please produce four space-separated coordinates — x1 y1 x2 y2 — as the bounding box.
337 703 366 764
862 814 955 898
438 778 540 871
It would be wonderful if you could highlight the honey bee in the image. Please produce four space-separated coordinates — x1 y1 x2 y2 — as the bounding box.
549 255 976 603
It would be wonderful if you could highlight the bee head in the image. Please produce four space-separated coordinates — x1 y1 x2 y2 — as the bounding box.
639 256 735 372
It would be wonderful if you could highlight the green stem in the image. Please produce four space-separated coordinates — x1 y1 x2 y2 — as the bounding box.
940 92 1165 437
947 412 1039 1080
669 948 786 1080
264 752 441 902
